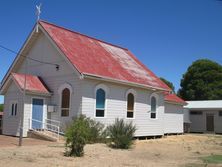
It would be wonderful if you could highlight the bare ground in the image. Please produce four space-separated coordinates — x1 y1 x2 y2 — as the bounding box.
0 134 222 167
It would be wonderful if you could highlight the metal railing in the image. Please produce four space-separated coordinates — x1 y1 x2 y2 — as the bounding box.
29 118 62 140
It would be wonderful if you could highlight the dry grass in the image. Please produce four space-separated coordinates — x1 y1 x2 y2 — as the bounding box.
0 134 222 167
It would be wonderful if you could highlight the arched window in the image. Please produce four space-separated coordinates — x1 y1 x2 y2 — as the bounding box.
61 88 70 117
151 96 156 119
96 88 105 117
127 93 134 118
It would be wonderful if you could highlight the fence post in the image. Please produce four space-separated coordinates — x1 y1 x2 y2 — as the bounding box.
29 118 32 129
58 126 60 141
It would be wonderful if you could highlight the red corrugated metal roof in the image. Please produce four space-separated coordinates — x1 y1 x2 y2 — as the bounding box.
39 21 171 91
164 92 187 105
11 73 50 94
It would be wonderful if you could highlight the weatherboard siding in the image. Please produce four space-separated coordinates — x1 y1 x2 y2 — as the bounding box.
190 110 222 133
2 82 22 136
17 32 82 134
81 79 165 137
215 112 222 133
190 113 205 132
164 103 184 134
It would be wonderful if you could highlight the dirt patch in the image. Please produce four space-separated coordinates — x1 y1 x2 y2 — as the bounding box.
0 134 222 167
0 135 53 147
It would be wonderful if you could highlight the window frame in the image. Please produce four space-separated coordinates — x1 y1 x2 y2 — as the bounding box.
126 89 136 119
58 83 72 118
150 93 158 119
61 88 71 117
9 100 18 117
94 84 109 118
190 111 203 115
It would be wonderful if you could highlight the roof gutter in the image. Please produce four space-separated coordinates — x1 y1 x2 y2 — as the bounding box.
83 73 171 92
24 90 52 97
184 107 222 110
165 100 187 106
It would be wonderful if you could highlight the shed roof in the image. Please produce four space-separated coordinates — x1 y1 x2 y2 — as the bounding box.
11 73 50 95
185 100 222 109
164 92 187 105
39 21 171 91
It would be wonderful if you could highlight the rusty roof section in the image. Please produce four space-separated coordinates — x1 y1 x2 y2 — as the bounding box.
11 73 50 95
39 20 171 91
164 92 187 105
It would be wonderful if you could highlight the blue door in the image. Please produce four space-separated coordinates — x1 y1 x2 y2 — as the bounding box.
32 98 44 129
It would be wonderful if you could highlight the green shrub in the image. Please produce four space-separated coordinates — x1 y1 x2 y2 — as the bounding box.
106 118 136 149
64 115 104 157
65 115 89 157
86 118 104 143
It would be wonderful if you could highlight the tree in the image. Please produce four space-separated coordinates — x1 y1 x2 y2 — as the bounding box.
178 59 222 100
0 104 3 112
160 77 175 93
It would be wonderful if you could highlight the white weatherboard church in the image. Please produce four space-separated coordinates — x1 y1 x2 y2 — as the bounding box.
0 21 186 139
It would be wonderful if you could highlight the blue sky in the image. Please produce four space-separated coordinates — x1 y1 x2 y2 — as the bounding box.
0 0 222 103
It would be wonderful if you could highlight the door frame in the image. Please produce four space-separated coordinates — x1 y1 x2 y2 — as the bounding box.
30 97 46 129
206 113 214 132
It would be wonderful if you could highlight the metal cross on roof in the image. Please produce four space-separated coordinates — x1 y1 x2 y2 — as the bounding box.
36 3 42 21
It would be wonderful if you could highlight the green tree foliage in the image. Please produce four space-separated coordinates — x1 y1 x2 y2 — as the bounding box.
105 118 136 149
0 104 3 112
178 59 222 100
160 77 175 93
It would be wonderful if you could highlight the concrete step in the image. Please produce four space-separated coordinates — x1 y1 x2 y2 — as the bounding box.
28 130 59 142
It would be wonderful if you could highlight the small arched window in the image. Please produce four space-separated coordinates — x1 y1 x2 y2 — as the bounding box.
61 88 70 117
151 96 157 119
96 88 105 117
127 93 134 118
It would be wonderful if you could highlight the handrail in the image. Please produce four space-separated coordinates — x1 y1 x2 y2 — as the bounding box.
30 118 61 140
45 118 60 125
45 118 63 134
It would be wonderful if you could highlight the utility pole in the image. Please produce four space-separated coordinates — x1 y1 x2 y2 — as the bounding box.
19 4 41 146
19 57 27 146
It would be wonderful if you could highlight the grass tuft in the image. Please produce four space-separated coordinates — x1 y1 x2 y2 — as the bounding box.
201 154 222 164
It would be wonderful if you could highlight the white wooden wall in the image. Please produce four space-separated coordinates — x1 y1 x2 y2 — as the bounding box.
3 32 82 136
2 82 22 136
81 79 165 137
18 32 82 129
164 103 184 134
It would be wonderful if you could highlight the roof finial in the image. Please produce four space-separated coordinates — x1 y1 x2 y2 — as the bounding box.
36 3 42 21
35 3 42 33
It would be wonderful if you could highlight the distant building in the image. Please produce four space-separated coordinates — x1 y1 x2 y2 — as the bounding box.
184 100 222 134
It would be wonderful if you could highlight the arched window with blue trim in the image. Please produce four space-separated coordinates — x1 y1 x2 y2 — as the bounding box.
96 88 105 117
151 96 157 119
